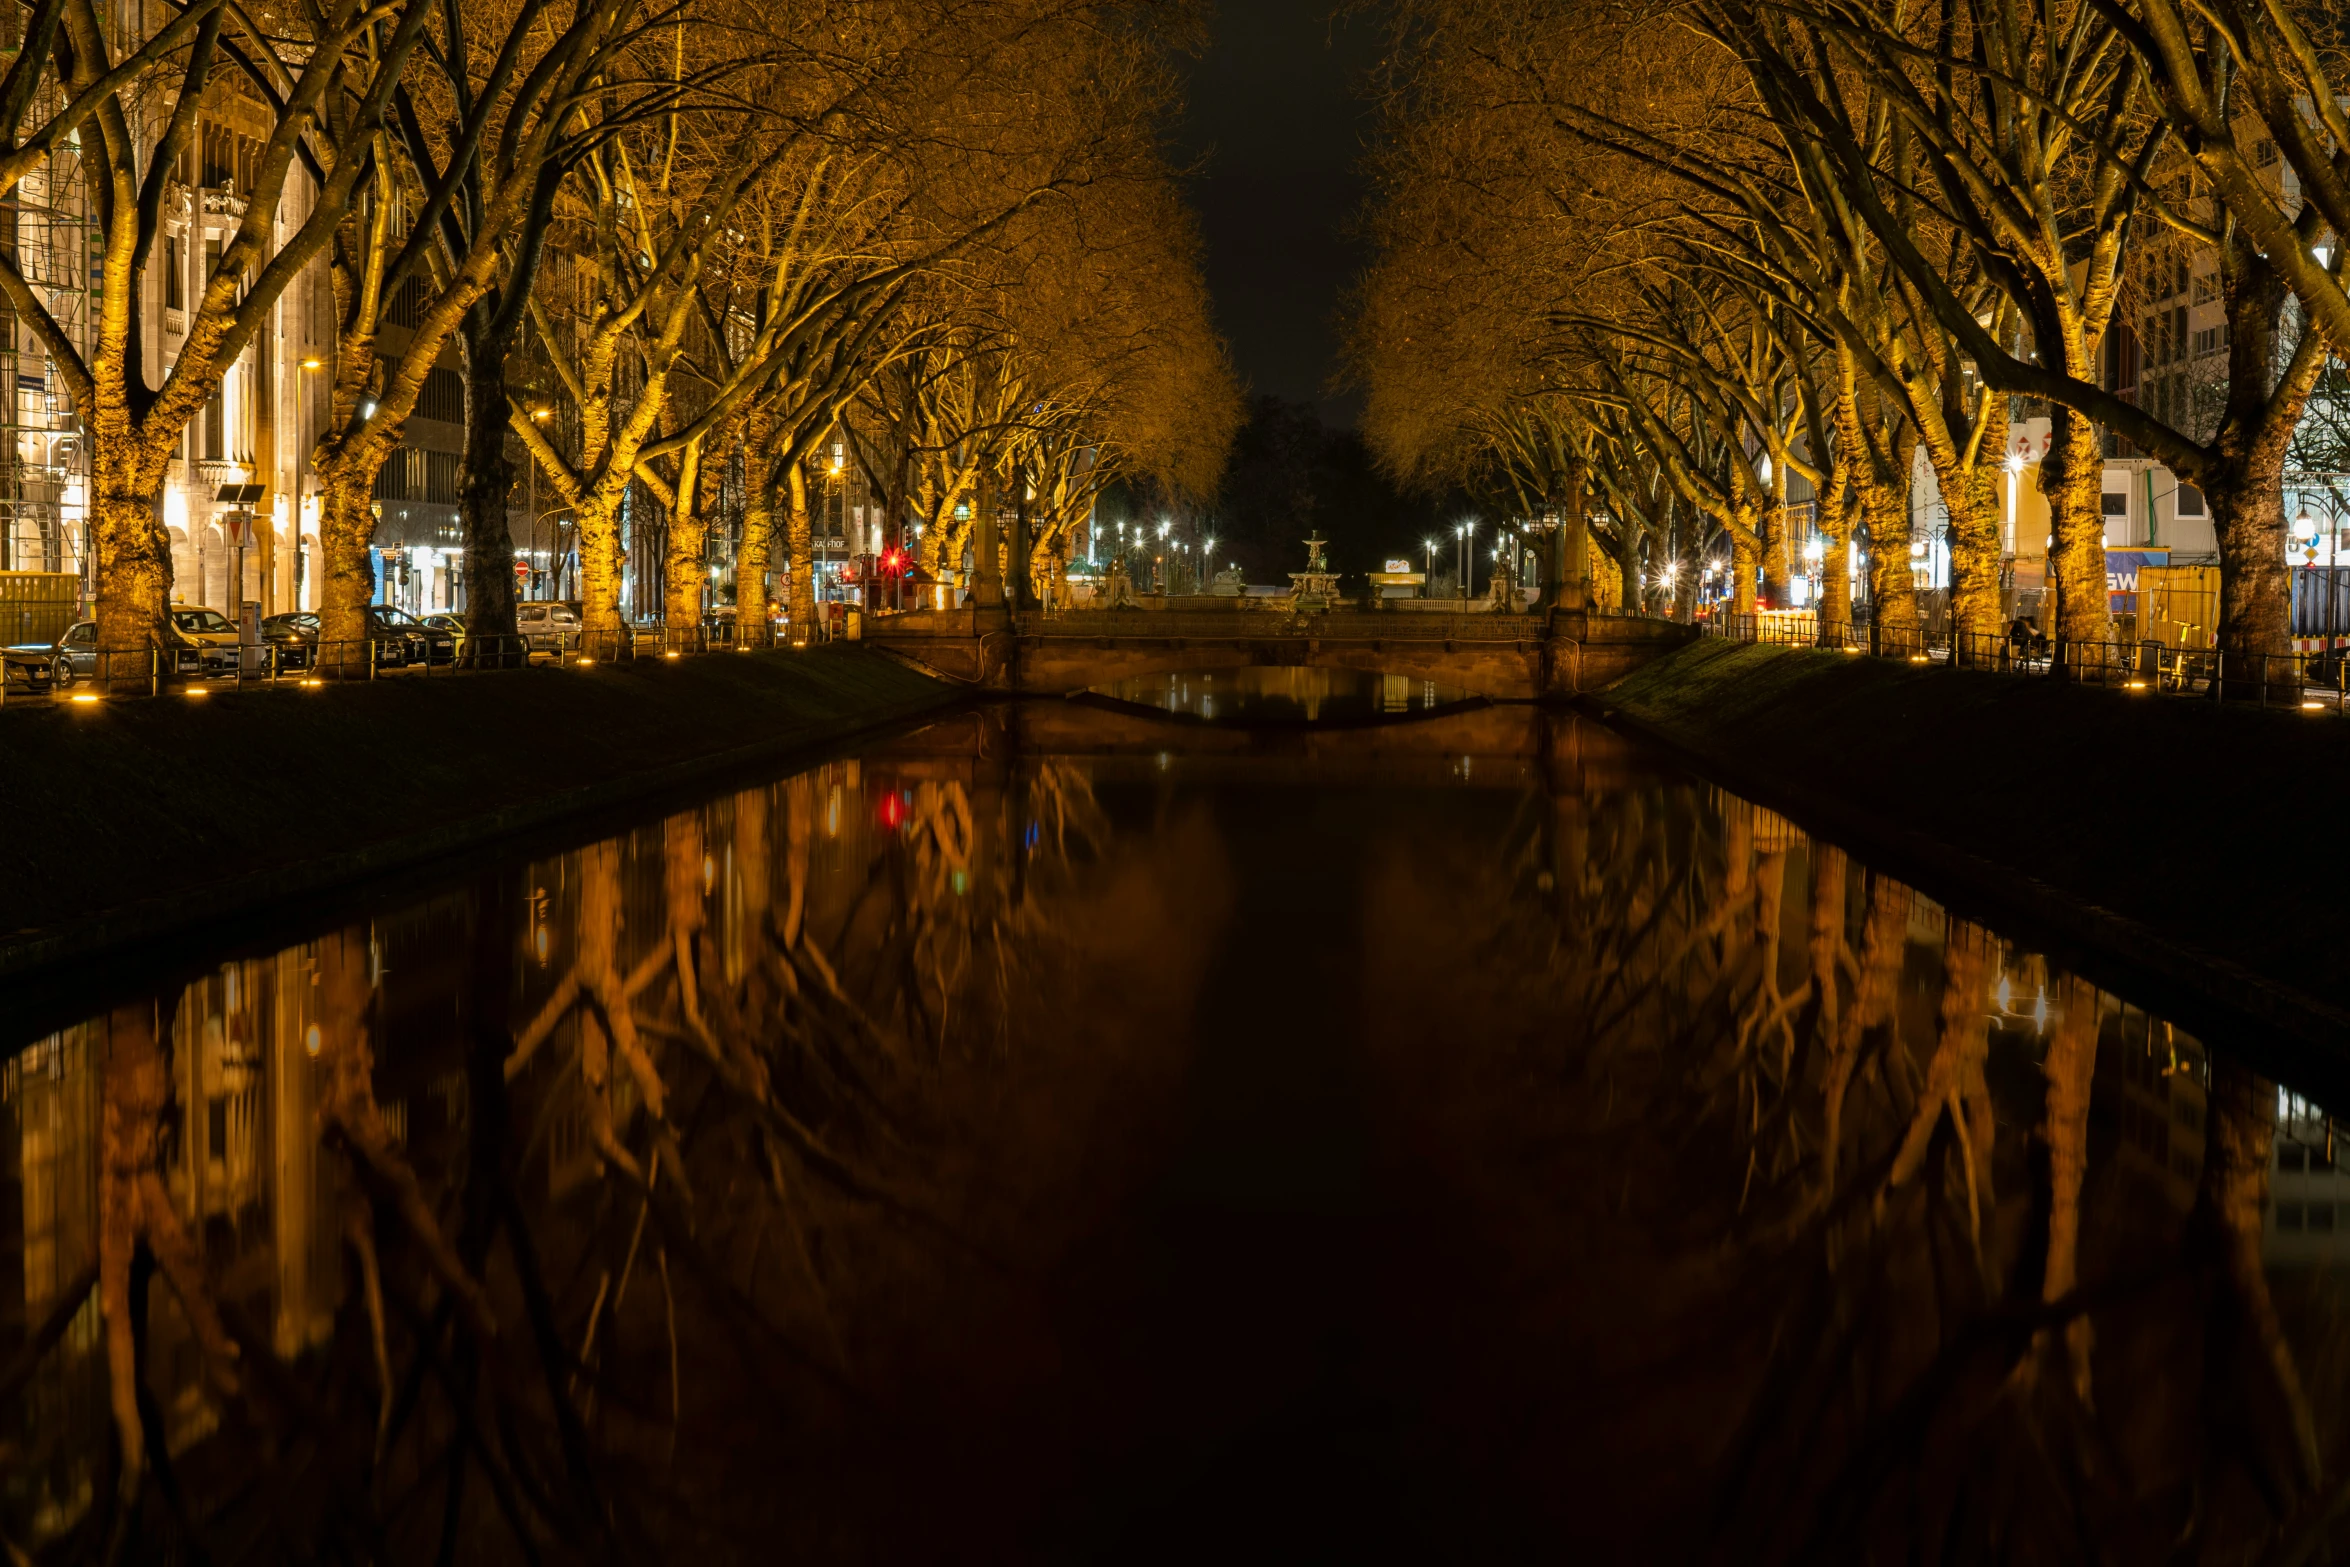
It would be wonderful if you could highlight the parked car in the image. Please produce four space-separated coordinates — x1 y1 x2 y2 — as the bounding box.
2 630 63 689
2305 644 2350 691
375 605 457 665
49 620 96 683
167 606 246 674
421 612 466 646
516 600 583 657
259 611 317 670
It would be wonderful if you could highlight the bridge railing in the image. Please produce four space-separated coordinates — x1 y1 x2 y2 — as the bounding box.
1008 609 1553 641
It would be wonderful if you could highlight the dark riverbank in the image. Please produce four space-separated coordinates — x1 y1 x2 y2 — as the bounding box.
0 645 955 982
1596 638 2350 1058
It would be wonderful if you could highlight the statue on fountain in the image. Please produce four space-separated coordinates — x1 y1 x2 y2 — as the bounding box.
1288 533 1342 613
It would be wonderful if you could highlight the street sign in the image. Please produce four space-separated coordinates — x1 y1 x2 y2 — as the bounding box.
221 510 252 546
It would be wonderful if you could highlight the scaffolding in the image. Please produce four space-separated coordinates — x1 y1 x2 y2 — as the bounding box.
0 76 91 599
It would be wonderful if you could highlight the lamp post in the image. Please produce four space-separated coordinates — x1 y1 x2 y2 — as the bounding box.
1456 521 1473 605
1423 536 1436 598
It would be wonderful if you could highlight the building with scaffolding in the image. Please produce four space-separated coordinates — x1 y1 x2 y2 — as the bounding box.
0 55 482 624
0 78 94 593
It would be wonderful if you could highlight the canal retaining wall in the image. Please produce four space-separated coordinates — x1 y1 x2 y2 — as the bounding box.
1596 638 2350 1063
0 645 958 986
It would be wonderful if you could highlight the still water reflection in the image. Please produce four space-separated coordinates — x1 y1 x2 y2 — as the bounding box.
1091 664 1473 722
0 701 2340 1563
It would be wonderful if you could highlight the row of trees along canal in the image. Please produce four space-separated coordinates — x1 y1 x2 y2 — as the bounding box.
1345 0 2350 665
8 0 1242 655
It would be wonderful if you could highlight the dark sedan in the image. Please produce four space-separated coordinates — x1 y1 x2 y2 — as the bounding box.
259 612 318 670
375 605 457 665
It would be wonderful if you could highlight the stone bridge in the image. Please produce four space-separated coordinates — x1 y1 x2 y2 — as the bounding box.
861 606 1693 699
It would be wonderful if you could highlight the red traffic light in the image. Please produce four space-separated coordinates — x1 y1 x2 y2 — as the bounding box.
879 548 906 577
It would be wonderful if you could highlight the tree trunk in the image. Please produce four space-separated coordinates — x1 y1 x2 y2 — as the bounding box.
2041 401 2110 648
1814 514 1851 648
2211 482 2293 692
575 490 624 636
317 461 380 673
1946 465 2006 658
89 461 174 657
1731 529 1757 617
1761 468 1791 609
1864 476 1916 648
739 483 773 642
457 310 519 647
786 461 814 641
661 444 706 633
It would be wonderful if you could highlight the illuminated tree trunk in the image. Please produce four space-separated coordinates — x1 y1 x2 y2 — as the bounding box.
315 443 397 657
1731 528 1757 617
787 462 815 640
1946 465 2006 653
1864 476 1916 647
662 440 708 632
575 487 624 635
1761 464 1791 609
2040 400 2110 647
89 462 175 653
739 484 774 641
1817 501 1854 645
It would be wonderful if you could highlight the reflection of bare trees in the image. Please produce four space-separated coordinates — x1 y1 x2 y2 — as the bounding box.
95 1003 239 1505
0 738 1187 1562
1366 719 2336 1564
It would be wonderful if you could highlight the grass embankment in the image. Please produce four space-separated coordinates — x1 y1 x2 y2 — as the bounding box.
0 645 955 979
1598 639 2350 1054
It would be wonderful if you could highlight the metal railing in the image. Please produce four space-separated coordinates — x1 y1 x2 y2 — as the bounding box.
0 619 798 709
1701 613 2350 713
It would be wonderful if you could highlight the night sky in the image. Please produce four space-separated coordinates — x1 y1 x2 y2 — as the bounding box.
1177 1 1384 428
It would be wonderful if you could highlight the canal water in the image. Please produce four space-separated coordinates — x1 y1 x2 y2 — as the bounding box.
2 682 2343 1564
